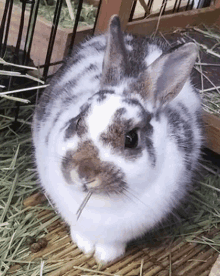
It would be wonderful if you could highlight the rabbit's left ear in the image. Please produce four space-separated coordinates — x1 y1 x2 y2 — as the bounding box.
101 15 129 87
144 43 198 107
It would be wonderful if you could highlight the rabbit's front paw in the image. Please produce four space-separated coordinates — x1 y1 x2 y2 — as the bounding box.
95 242 126 264
71 230 95 256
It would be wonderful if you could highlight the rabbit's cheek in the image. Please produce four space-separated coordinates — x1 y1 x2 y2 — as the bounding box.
70 169 81 185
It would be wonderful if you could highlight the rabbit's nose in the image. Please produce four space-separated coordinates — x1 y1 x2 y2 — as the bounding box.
78 159 101 181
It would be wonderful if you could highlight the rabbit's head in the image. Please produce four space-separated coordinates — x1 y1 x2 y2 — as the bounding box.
60 15 198 196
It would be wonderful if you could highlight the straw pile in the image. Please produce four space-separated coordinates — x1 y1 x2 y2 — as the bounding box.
0 25 220 275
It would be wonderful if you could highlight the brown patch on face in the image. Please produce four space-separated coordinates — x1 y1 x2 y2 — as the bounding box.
100 108 130 151
69 140 100 181
61 140 127 195
100 108 143 160
96 163 126 194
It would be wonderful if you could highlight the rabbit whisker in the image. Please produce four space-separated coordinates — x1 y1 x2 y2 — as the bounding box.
76 191 93 221
123 188 148 208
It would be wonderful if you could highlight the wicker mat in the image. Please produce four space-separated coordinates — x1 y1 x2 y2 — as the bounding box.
9 193 219 276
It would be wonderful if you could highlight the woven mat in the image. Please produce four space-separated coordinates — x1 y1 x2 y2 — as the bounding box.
9 193 219 276
210 254 220 276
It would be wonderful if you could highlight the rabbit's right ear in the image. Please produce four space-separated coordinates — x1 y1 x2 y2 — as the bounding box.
101 15 129 87
144 42 198 108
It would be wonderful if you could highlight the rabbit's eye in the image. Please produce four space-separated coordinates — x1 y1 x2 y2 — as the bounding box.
125 129 138 149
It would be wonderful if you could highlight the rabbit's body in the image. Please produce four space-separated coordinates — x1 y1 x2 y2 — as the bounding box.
33 16 203 263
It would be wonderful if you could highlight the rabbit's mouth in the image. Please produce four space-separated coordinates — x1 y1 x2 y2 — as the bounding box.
82 175 127 195
61 142 127 195
62 153 127 195
64 164 127 196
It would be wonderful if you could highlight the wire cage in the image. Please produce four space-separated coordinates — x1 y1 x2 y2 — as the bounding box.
1 1 220 275
1 0 219 136
0 0 214 80
0 0 101 79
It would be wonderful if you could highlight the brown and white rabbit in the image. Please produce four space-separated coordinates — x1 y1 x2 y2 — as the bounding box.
32 15 203 263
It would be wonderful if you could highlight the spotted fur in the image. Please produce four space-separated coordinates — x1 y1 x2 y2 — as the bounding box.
32 15 203 264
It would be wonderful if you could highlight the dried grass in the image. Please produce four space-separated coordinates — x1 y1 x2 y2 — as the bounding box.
184 26 220 117
0 25 220 275
14 0 98 29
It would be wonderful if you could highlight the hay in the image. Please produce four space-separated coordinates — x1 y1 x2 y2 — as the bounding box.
0 27 220 275
0 63 58 275
14 0 98 29
187 26 220 117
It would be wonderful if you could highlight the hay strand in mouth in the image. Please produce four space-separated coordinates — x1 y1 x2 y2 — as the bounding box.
76 191 93 220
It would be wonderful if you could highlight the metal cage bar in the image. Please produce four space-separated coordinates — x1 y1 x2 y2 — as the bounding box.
0 0 10 55
13 0 27 63
0 0 216 77
0 0 14 58
43 0 64 79
23 0 40 65
68 0 84 54
93 0 102 33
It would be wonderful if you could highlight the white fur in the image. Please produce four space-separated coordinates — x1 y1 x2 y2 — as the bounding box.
33 34 202 264
125 44 133 51
145 44 163 66
87 95 122 142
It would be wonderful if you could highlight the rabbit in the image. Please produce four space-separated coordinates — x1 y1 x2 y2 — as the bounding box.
32 15 203 264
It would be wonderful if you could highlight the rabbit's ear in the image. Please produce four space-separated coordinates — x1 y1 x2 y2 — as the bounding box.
101 15 129 87
145 43 198 107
